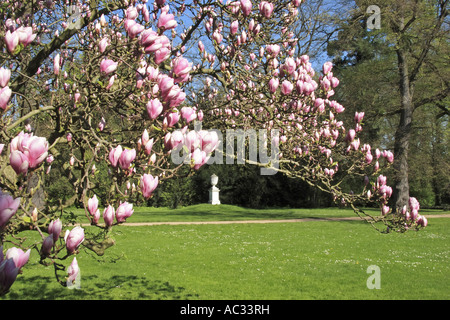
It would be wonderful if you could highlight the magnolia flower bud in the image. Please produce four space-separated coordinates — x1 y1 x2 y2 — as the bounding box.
140 174 159 199
65 227 84 254
103 205 115 227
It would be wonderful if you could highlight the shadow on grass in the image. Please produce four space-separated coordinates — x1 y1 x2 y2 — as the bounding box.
165 205 371 222
154 204 336 220
4 275 199 300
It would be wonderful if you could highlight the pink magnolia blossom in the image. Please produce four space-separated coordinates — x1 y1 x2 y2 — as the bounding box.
125 19 145 38
170 130 184 150
268 78 279 93
158 75 174 95
41 235 54 256
116 202 134 223
409 197 420 220
103 205 115 227
108 145 123 167
157 11 177 30
191 148 208 170
154 47 171 64
67 257 79 286
181 107 197 123
64 226 84 254
5 248 30 270
9 131 49 174
213 30 223 44
4 30 19 54
323 61 333 74
169 90 186 108
416 215 428 227
265 44 280 58
382 150 394 163
53 54 60 75
141 130 154 155
346 129 356 142
144 34 170 53
198 41 205 52
365 152 373 164
48 218 62 242
125 6 138 19
99 37 109 53
281 80 293 95
409 197 420 212
16 26 36 47
200 131 219 154
105 75 115 90
165 111 180 128
140 174 159 199
98 117 106 131
164 132 173 150
146 66 159 81
231 20 239 35
330 77 340 88
240 0 252 16
162 83 182 101
142 4 150 22
259 1 274 18
171 56 192 83
118 148 136 170
377 174 387 187
141 29 159 47
197 110 204 121
0 68 11 88
379 185 393 199
92 209 100 224
0 252 19 295
375 148 381 159
9 151 29 175
0 86 12 110
0 191 21 228
281 57 296 75
350 138 360 151
354 112 365 123
147 98 163 119
100 59 118 75
184 131 201 152
87 195 98 216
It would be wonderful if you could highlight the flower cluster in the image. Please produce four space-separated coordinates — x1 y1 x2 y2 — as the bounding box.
87 195 135 226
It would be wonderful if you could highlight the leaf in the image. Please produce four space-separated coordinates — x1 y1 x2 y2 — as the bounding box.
2 165 18 185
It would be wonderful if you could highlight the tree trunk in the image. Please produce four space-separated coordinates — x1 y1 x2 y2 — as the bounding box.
392 48 413 210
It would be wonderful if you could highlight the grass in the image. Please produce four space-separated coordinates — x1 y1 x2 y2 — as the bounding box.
1 205 449 300
66 203 449 223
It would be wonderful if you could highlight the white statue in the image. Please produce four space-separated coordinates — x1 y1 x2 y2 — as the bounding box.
209 174 221 205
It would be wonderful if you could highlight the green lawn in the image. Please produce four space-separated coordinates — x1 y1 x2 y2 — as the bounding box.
1 205 449 300
67 203 449 223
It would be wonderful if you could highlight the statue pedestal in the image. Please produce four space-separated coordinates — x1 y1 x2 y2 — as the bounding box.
209 186 221 205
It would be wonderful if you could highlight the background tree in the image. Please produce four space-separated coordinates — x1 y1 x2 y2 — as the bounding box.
327 0 449 208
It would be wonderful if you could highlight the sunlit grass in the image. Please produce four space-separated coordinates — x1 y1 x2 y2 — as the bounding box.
65 203 449 224
2 205 448 300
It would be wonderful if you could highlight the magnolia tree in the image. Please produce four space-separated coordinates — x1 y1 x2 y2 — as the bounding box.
185 0 427 230
0 0 426 296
